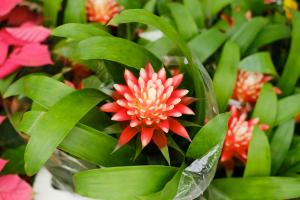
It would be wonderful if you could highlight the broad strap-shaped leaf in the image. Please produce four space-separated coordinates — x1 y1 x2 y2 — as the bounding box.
249 24 291 51
211 177 300 200
188 29 227 62
167 3 198 41
43 0 63 26
239 52 278 76
186 113 230 159
24 89 106 175
139 165 185 200
252 83 277 127
275 94 300 125
281 146 300 174
230 17 267 54
76 36 162 70
213 41 240 112
271 119 295 175
278 11 300 95
64 0 86 23
4 75 74 108
202 0 234 18
145 36 175 60
52 23 111 40
244 128 271 177
183 0 205 29
74 166 177 200
18 111 138 167
110 9 213 123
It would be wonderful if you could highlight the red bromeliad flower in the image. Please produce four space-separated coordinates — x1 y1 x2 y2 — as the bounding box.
232 70 273 103
101 63 194 150
0 115 6 125
86 0 123 24
221 106 258 167
0 159 32 200
0 0 52 79
221 106 269 168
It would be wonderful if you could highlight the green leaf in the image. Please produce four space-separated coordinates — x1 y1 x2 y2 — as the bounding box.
144 0 157 12
110 9 209 123
64 0 86 23
244 128 271 177
186 113 230 159
74 166 177 200
275 94 300 125
183 0 205 29
0 73 16 95
52 23 111 40
4 75 73 108
213 41 240 112
43 0 63 26
145 36 175 60
19 111 138 167
252 83 277 126
188 29 228 62
281 146 300 173
1 145 26 174
202 0 234 17
211 177 300 200
168 3 198 41
24 89 106 175
76 36 162 70
230 17 268 54
249 24 290 51
139 165 185 200
239 52 278 76
271 119 295 175
278 11 300 95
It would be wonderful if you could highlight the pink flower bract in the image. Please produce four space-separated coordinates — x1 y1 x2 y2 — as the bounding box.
0 159 32 200
232 70 272 103
101 63 194 149
86 0 123 24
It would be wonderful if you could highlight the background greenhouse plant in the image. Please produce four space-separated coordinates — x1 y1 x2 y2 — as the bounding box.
1 0 300 200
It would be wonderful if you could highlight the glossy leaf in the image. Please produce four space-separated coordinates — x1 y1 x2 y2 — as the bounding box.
275 94 300 125
52 23 111 40
76 36 162 70
239 52 278 76
4 75 73 108
211 177 300 200
139 165 185 200
24 89 106 175
230 17 267 54
271 119 295 175
186 113 230 159
74 166 177 200
252 83 277 126
188 29 227 62
202 0 234 17
145 36 175 60
64 0 86 23
244 128 271 177
213 41 240 112
249 24 290 51
168 3 198 41
43 0 63 26
18 111 138 167
278 11 300 95
183 0 205 29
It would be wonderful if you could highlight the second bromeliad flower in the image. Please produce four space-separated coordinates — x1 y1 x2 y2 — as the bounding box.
101 63 195 150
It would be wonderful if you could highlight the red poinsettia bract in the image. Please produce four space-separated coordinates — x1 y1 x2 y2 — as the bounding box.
101 63 194 150
0 159 32 200
0 0 52 79
232 70 273 103
86 0 123 24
